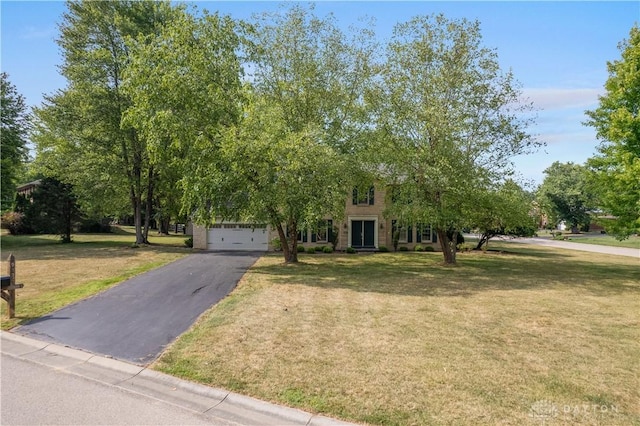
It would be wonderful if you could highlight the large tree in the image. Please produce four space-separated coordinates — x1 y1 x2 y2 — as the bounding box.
371 15 538 264
128 5 376 262
32 0 177 244
585 25 640 238
1 73 29 212
537 161 594 233
121 6 244 238
472 180 537 250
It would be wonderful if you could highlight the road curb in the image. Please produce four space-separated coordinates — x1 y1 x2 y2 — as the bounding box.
1 331 358 425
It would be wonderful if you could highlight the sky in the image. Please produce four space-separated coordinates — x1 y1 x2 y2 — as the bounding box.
1 1 639 186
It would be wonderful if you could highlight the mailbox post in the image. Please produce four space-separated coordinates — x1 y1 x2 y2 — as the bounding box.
1 254 24 318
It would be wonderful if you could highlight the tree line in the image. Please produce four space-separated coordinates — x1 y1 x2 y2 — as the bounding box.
1 1 637 264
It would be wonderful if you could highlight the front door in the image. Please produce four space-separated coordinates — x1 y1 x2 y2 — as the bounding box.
351 220 375 248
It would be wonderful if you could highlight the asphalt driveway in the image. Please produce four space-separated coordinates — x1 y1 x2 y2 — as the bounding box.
16 252 261 365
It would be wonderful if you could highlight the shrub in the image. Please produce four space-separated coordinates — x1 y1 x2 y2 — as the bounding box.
424 245 435 252
315 245 325 252
378 245 389 252
270 238 282 251
78 219 112 233
346 247 357 254
184 237 193 248
1 211 24 235
297 245 306 253
306 246 316 253
322 246 333 253
414 244 424 252
399 246 409 251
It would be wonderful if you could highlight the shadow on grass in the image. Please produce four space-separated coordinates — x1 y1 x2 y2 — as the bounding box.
250 250 640 298
1 236 190 261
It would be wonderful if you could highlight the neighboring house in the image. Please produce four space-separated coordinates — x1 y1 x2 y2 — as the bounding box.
192 184 441 252
15 180 41 199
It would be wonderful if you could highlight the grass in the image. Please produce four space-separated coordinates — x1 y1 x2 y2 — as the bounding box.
154 245 640 425
535 230 640 249
0 227 190 329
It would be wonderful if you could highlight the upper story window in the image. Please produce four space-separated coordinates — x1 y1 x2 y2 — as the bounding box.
352 186 375 205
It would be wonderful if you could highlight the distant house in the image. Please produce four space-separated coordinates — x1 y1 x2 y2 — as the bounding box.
192 184 440 252
15 180 41 199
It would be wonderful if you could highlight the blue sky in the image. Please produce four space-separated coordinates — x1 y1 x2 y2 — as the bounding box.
1 1 638 186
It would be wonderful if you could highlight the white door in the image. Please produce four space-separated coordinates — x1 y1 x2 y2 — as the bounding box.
207 224 268 251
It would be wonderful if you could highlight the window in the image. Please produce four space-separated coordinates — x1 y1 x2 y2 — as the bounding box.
391 220 408 243
352 186 375 205
313 220 333 243
416 223 432 243
297 229 308 243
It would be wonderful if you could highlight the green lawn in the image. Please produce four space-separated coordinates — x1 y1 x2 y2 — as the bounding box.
534 230 640 249
154 245 640 425
0 227 190 329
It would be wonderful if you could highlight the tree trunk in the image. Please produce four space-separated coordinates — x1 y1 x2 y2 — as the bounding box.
286 221 299 263
437 228 457 265
276 224 290 262
143 166 154 243
475 232 493 250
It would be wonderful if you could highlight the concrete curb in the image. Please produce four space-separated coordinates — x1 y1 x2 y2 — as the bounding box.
1 331 358 426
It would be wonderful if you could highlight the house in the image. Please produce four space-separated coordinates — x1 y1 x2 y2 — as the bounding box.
15 180 41 199
192 184 441 252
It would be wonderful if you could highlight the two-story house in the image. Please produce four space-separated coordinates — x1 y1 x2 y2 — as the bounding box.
192 184 440 252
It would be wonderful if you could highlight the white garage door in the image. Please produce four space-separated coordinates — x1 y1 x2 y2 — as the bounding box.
207 224 268 251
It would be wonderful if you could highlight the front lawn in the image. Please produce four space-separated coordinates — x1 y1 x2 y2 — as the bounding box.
0 227 189 329
154 246 640 425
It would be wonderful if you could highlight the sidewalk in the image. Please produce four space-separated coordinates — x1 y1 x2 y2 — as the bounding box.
1 331 356 426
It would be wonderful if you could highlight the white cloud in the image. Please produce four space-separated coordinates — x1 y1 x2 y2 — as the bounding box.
522 88 604 110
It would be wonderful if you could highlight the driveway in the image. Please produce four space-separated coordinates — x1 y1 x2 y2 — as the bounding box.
16 252 261 365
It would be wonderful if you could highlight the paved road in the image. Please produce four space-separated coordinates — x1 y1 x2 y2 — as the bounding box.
507 237 640 259
16 252 261 365
1 332 353 426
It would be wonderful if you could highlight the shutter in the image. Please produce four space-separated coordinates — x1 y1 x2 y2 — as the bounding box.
408 225 413 243
416 224 422 243
327 220 333 242
311 232 317 243
369 187 375 205
352 188 358 205
432 227 437 243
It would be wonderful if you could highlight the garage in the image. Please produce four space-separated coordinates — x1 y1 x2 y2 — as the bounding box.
207 223 268 251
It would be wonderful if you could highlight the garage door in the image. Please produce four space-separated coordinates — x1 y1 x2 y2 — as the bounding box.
207 224 268 251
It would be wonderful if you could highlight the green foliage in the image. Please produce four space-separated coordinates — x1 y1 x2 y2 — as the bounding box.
1 73 29 212
184 237 193 248
32 178 83 242
322 246 333 253
0 211 24 235
585 26 640 238
414 244 424 252
271 238 282 251
369 14 538 264
399 246 409 252
378 246 389 252
314 246 326 252
297 245 306 253
537 162 594 232
346 247 357 254
473 180 538 250
423 245 435 252
32 0 179 245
